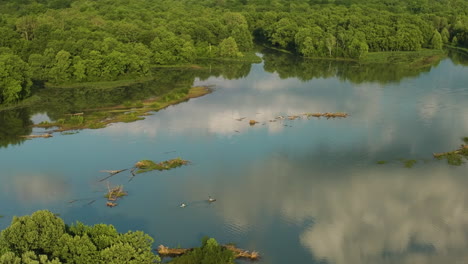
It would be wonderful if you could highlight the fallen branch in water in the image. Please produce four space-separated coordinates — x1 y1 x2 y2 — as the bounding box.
98 169 128 182
303 112 349 118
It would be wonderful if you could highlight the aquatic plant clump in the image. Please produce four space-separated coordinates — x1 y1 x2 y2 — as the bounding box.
104 185 127 207
403 159 417 168
433 141 468 166
134 158 189 174
105 185 128 200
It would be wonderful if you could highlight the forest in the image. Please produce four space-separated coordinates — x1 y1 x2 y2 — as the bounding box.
0 0 468 105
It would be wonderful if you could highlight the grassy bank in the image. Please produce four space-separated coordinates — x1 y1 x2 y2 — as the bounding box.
361 49 447 65
445 45 468 55
34 86 212 132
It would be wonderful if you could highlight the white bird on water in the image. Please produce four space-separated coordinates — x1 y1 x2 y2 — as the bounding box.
208 196 216 202
180 203 187 208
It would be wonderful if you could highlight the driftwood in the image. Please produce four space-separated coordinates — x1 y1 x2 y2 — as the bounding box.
157 245 190 257
157 245 260 260
20 133 53 138
225 245 260 260
106 202 117 207
270 112 348 121
303 112 349 118
288 115 301 120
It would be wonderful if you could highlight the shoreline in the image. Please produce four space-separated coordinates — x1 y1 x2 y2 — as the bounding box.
33 86 212 133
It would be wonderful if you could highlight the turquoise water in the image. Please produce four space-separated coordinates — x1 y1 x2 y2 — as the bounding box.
1 52 468 264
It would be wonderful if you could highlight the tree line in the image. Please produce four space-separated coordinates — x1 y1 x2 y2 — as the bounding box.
1 0 468 104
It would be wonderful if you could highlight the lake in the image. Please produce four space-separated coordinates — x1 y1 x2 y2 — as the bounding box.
1 50 468 264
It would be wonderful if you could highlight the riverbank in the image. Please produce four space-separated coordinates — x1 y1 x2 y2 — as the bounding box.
34 86 212 132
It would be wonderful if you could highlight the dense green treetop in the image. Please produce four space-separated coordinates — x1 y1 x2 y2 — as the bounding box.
0 210 159 263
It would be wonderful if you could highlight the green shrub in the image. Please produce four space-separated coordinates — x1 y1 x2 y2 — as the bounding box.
169 237 235 264
0 210 160 264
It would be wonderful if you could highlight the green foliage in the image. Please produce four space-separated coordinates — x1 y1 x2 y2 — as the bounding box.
445 153 464 166
431 30 443 49
49 50 72 84
219 37 242 58
0 54 32 104
349 39 369 59
169 237 235 264
0 210 65 254
0 210 160 264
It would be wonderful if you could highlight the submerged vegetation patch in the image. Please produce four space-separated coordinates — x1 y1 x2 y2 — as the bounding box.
134 158 189 174
402 159 418 168
433 139 468 166
376 160 387 165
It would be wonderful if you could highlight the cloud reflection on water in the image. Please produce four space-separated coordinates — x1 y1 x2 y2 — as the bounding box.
90 57 468 264
6 173 70 205
216 155 468 264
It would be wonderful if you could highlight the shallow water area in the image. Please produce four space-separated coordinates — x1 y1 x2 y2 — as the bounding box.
1 51 468 264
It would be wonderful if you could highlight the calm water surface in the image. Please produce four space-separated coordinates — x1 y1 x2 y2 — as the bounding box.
1 52 468 264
